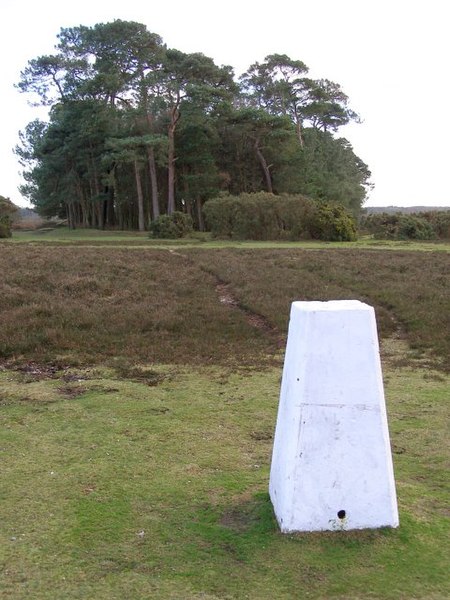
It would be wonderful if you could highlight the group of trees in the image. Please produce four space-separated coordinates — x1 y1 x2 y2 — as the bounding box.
16 20 371 230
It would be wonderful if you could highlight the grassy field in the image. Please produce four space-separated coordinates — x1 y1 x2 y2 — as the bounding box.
7 227 450 252
1 233 449 599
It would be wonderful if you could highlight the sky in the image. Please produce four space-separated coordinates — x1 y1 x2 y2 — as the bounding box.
1 0 449 208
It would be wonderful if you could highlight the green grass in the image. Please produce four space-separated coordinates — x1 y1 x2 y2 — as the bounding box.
1 352 449 599
6 227 450 251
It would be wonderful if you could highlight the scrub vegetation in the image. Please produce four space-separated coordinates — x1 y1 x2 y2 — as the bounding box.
1 237 449 599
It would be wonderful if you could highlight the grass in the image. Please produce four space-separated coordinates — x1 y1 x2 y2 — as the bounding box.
1 351 449 599
6 227 450 252
0 235 449 598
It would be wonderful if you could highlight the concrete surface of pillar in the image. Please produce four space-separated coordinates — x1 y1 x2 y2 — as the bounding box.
269 300 399 532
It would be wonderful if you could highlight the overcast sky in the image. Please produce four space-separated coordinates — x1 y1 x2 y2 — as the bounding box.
1 0 449 208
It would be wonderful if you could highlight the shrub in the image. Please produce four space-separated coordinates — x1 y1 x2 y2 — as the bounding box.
0 195 18 238
361 212 436 240
420 211 450 239
397 214 435 240
202 194 240 239
275 196 317 240
0 222 11 238
203 192 356 241
308 203 357 241
232 194 284 240
149 211 193 239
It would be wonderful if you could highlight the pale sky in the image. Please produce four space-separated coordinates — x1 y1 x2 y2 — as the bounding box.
1 0 449 208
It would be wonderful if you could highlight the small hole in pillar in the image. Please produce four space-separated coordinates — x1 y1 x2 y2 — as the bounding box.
337 510 346 519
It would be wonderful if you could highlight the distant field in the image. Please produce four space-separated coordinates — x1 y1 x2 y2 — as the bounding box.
1 238 449 599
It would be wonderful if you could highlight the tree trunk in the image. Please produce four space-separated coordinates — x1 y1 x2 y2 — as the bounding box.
196 198 204 232
134 159 145 232
167 106 180 215
76 176 89 228
167 121 176 214
254 138 273 193
67 202 75 229
97 201 104 230
143 110 160 221
106 195 115 228
295 113 304 147
102 199 108 229
91 157 102 229
147 146 160 220
105 169 116 228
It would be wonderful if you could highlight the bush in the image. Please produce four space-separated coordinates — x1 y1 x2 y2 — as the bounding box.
397 214 435 240
275 196 317 240
149 211 193 239
0 196 18 238
202 194 239 239
308 203 357 241
203 192 315 240
0 222 11 238
420 211 450 239
361 212 436 240
203 192 356 241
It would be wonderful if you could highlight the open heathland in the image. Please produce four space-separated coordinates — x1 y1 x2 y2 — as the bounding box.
189 247 450 372
0 243 449 370
1 237 449 599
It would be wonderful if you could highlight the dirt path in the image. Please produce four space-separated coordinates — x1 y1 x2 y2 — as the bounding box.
215 281 283 347
168 249 283 347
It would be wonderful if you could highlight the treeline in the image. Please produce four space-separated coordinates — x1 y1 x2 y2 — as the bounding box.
16 20 371 230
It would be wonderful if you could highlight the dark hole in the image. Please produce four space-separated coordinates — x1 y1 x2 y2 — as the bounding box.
337 510 346 519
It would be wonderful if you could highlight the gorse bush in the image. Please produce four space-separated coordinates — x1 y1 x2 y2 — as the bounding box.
149 211 193 239
203 192 356 241
361 212 438 240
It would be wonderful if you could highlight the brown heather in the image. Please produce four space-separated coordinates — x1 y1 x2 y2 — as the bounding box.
189 248 450 371
0 246 275 367
0 245 449 370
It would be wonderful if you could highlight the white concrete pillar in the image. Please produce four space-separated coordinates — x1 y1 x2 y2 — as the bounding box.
269 300 399 532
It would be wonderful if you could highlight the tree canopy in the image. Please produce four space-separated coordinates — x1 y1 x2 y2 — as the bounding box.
16 20 371 229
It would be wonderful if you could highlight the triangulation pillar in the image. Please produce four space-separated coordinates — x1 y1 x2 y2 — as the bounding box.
269 300 399 532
